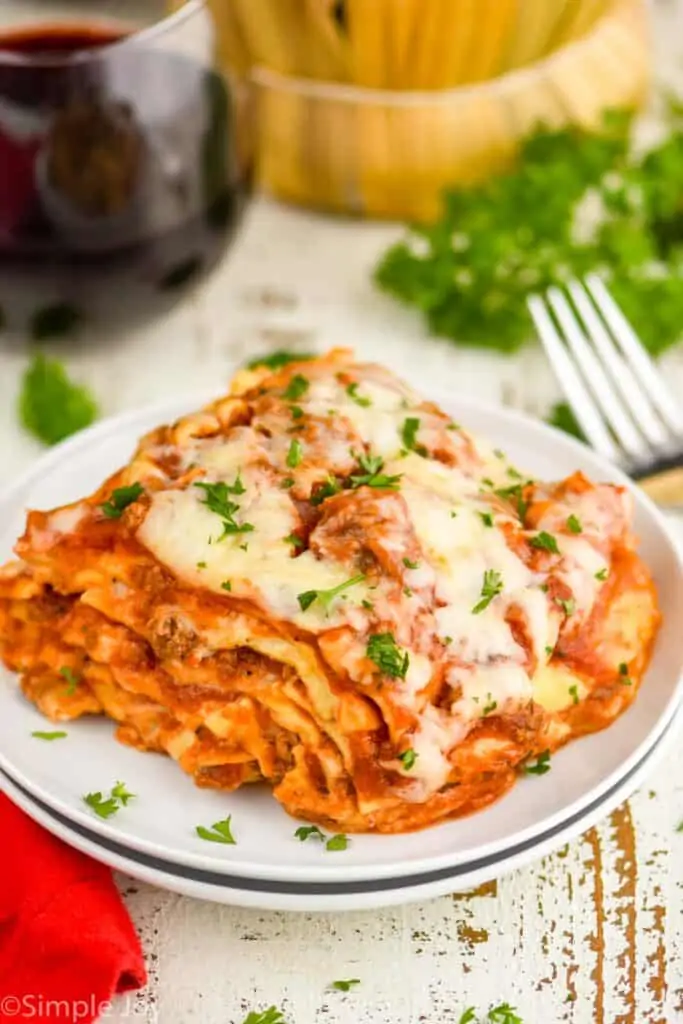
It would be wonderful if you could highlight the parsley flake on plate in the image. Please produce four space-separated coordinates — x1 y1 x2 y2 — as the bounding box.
195 816 236 844
346 382 372 407
31 730 67 741
294 825 326 842
479 511 494 528
221 580 232 592
366 632 410 680
524 750 551 776
19 352 98 445
297 575 365 613
283 374 309 401
83 780 134 819
100 482 144 519
403 557 420 569
326 833 349 851
331 979 361 992
471 570 503 615
595 567 609 581
566 514 583 534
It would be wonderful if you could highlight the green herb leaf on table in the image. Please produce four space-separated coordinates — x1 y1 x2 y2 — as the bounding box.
375 109 683 358
331 979 361 992
195 816 236 844
488 1004 524 1024
241 1007 287 1024
19 353 99 446
458 1010 478 1024
31 731 67 741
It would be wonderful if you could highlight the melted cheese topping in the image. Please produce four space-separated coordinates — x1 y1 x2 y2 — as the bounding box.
133 355 624 797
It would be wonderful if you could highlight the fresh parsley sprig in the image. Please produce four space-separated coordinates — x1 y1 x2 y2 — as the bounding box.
350 452 402 490
83 780 136 819
100 482 144 519
366 632 410 680
19 352 98 445
472 570 503 614
194 477 254 538
195 816 236 844
297 575 365 612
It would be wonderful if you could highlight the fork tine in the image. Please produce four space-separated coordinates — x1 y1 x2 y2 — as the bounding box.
585 274 683 436
545 287 649 462
527 294 620 462
567 279 670 449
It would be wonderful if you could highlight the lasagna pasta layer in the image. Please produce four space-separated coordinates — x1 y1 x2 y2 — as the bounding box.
0 351 660 832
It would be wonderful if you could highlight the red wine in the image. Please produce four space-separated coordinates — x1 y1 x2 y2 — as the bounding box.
0 23 249 336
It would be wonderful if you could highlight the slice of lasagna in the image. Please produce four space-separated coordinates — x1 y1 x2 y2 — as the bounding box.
0 350 660 833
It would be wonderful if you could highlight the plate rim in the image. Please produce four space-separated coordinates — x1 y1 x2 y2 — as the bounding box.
1 385 682 884
2 702 679 912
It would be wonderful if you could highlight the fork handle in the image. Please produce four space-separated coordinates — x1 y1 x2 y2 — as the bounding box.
637 465 683 508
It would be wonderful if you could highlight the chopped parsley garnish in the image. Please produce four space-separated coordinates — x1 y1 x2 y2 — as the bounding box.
488 1005 524 1024
482 477 494 488
298 575 365 613
221 580 232 592
294 825 348 851
507 466 523 480
83 780 135 819
471 569 503 614
283 374 309 401
331 979 361 992
195 816 236 844
286 438 303 468
595 567 608 581
19 351 98 445
351 452 402 490
569 684 579 705
100 482 144 519
281 477 295 489
676 821 683 833
494 483 528 520
458 1010 477 1024
482 696 498 716
246 350 314 371
398 749 417 770
60 665 80 695
241 1009 286 1024
310 475 341 505
403 586 413 597
545 645 553 656
239 542 249 552
566 514 583 534
529 531 560 554
524 750 551 776
447 422 460 431
294 825 326 842
366 632 410 679
111 780 135 806
346 382 372 407
361 599 374 610
284 533 304 550
555 596 576 616
494 449 504 459
326 833 349 851
290 405 304 420
403 557 420 569
83 792 119 819
194 477 254 538
32 730 67 741
443 636 453 645
196 561 207 569
401 417 427 456
619 662 633 686
479 511 494 528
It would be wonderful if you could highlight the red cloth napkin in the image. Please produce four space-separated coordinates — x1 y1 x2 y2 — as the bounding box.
0 793 147 1023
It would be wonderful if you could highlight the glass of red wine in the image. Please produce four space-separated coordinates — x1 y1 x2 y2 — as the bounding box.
0 0 251 337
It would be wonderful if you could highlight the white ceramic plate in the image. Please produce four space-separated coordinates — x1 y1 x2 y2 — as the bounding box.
2 702 679 912
1 389 682 887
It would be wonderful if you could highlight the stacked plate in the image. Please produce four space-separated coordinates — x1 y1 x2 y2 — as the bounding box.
2 391 681 912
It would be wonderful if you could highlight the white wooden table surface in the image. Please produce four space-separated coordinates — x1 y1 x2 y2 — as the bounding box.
3 7 683 1021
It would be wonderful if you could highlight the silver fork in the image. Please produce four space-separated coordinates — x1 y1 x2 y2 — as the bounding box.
527 274 683 507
